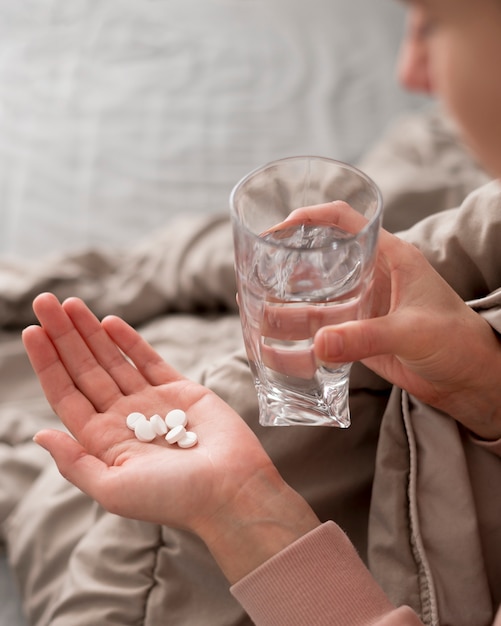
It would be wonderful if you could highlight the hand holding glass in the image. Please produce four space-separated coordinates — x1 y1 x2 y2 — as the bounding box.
230 156 383 427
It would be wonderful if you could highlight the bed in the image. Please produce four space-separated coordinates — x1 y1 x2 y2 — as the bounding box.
0 0 433 624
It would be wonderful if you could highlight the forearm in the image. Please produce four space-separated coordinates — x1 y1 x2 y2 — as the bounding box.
194 469 422 625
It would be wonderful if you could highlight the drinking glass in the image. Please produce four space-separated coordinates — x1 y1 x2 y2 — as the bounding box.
230 156 383 427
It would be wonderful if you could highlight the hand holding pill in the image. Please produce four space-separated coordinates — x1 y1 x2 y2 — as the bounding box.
22 294 297 527
22 292 321 584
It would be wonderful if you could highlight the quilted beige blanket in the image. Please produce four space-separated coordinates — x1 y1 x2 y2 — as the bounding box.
1 107 500 626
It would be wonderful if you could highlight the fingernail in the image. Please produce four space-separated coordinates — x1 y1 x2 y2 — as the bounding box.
33 432 47 450
319 330 344 359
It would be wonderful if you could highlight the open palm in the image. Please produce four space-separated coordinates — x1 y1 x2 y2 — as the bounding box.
22 293 272 533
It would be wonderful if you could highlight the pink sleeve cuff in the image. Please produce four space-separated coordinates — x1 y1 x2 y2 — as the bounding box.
230 521 411 626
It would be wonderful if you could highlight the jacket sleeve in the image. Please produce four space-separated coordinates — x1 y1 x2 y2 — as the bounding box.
470 435 501 458
397 180 501 302
230 522 424 626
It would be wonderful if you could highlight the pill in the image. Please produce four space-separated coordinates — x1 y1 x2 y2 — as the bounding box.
165 424 186 444
150 413 168 436
165 409 188 429
126 412 146 430
177 431 198 449
134 419 157 442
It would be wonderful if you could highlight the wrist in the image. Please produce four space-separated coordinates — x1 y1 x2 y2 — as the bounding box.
194 464 321 584
446 389 501 441
433 316 501 440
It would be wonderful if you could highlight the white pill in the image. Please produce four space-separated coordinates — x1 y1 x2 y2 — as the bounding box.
126 412 146 430
134 419 157 442
165 409 188 429
150 414 168 436
177 431 198 449
165 424 186 444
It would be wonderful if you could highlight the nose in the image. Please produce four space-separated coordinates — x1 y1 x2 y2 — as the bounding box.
397 40 433 94
396 14 434 94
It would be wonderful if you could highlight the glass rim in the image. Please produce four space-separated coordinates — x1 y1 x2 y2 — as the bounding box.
229 155 383 250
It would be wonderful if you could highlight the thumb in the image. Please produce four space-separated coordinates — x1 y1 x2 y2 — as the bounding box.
314 315 407 364
34 429 109 499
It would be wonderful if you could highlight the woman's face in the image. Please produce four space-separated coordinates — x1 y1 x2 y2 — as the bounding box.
398 0 501 177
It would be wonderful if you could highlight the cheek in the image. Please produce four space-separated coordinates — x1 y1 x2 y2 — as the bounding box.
433 34 501 176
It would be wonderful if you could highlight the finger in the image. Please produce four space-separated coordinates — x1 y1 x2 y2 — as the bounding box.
282 203 403 270
22 325 96 429
314 314 414 365
102 315 185 386
261 343 317 379
32 293 124 412
33 429 119 507
261 298 362 341
284 201 370 235
62 297 147 395
262 303 326 340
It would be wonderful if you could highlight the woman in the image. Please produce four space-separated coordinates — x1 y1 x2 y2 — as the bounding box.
22 1 501 623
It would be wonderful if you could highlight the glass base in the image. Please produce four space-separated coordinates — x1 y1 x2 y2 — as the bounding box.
256 369 351 428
